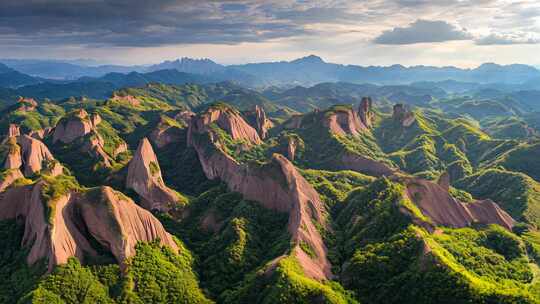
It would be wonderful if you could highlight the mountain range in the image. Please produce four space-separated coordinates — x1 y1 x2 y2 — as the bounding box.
1 79 540 302
3 56 540 88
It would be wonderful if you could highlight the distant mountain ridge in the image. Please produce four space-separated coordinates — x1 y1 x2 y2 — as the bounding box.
3 56 540 87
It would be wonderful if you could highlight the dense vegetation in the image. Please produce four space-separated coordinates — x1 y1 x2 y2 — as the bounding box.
2 79 540 304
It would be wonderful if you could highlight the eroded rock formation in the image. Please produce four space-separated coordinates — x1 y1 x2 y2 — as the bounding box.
245 105 274 139
393 103 416 127
111 94 141 106
403 177 514 230
52 109 95 144
9 135 58 176
338 152 396 177
126 138 182 211
16 97 38 112
0 181 178 271
188 104 262 146
52 110 124 167
358 97 374 128
323 107 369 136
188 110 332 281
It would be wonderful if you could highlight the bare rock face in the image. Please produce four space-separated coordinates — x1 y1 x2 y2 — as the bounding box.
245 105 274 139
393 103 416 127
28 127 52 140
16 97 38 112
4 137 22 170
148 115 189 149
189 115 332 281
188 105 261 146
287 137 300 161
339 152 396 177
2 134 61 178
358 97 374 128
0 169 24 192
111 94 141 106
52 110 125 168
17 135 57 176
174 110 195 122
323 107 368 136
0 180 178 271
53 109 94 144
404 177 514 230
8 124 20 137
126 138 182 211
437 172 451 191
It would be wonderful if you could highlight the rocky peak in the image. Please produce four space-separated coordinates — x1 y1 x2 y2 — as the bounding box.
111 94 141 106
8 124 20 138
17 135 58 176
16 97 38 112
358 97 374 128
189 117 332 280
126 138 183 211
323 106 368 136
0 180 178 271
149 114 190 149
188 104 261 147
403 177 514 230
393 103 416 127
53 109 95 144
245 105 274 139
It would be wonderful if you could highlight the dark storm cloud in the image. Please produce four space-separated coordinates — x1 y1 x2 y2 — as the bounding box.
373 19 473 44
0 0 310 47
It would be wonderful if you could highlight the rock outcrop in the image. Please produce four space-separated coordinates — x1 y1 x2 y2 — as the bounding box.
28 127 52 140
52 109 95 144
403 177 514 230
52 110 125 167
0 169 24 192
188 104 262 147
8 124 20 138
111 94 141 106
286 136 301 161
358 97 374 128
393 103 416 127
126 138 183 211
16 97 38 112
338 152 396 177
245 105 274 139
13 135 58 176
189 111 332 281
148 114 191 149
323 107 369 136
0 181 178 271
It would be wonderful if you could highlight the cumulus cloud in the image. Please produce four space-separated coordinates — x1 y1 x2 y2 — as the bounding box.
373 19 473 44
475 33 540 45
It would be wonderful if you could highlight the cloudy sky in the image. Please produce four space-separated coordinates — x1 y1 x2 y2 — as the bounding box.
0 0 539 67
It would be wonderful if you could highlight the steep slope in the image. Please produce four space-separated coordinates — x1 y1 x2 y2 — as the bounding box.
126 138 186 212
278 104 396 176
49 109 130 185
0 174 178 271
188 104 332 281
335 178 537 303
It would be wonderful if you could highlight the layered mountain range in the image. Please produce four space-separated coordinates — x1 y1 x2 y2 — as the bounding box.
0 74 540 303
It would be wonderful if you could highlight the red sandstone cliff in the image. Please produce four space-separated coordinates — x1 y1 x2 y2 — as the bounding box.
188 105 261 147
358 97 374 128
126 138 183 211
403 177 514 230
188 108 332 281
245 105 274 139
0 180 178 271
